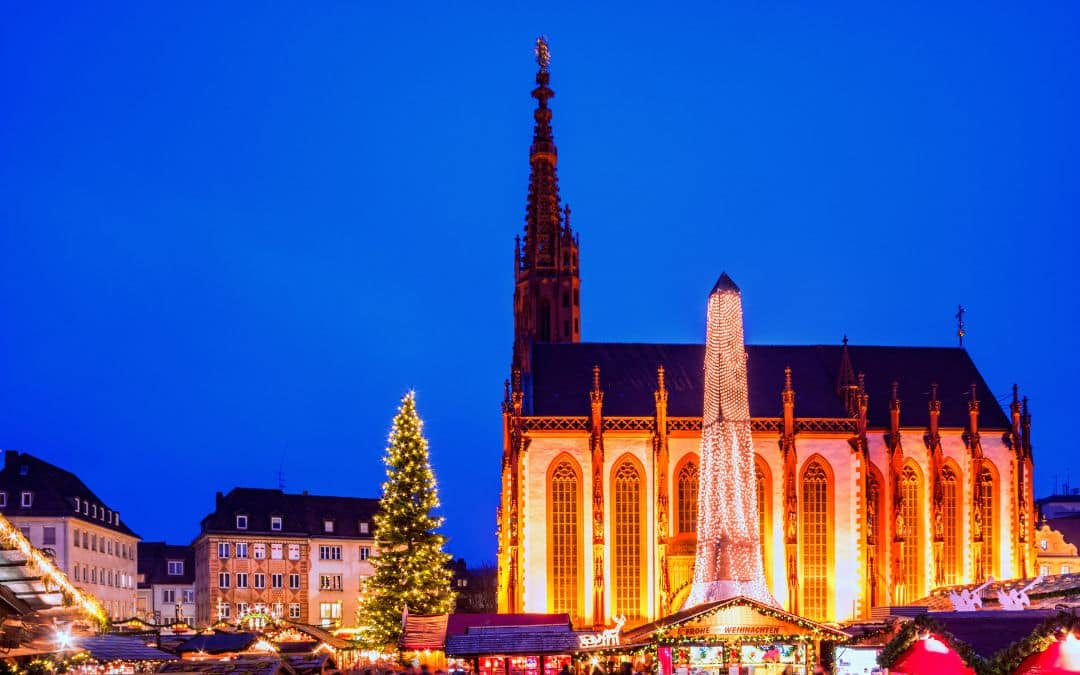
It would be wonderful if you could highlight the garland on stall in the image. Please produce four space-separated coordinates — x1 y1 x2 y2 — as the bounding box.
987 610 1080 675
876 614 990 675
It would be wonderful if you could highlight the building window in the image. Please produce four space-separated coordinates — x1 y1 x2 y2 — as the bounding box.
271 543 283 560
236 573 249 589
359 521 369 535
90 534 97 551
73 528 80 547
163 589 176 603
323 519 334 534
253 573 266 589
978 467 996 581
548 460 579 618
0 492 6 507
612 460 643 620
1039 564 1050 576
236 515 248 530
219 573 230 588
1041 539 1048 551
82 532 88 548
218 603 231 619
801 460 831 622
319 574 342 591
288 544 300 560
319 601 342 627
271 573 283 589
271 516 283 531
183 589 194 603
43 527 56 546
74 565 80 582
107 540 113 555
253 543 266 559
237 602 249 616
83 502 88 515
360 547 370 561
900 464 923 603
319 545 342 561
20 491 32 508
941 466 961 586
167 560 184 576
289 603 301 619
677 458 698 535
92 504 97 518
289 574 301 590
235 542 249 559
1063 565 1072 575
272 602 283 618
217 542 230 559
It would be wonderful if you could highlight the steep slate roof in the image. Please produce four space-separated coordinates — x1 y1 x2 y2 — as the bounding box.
138 542 195 586
529 343 1010 429
200 488 378 538
0 451 138 537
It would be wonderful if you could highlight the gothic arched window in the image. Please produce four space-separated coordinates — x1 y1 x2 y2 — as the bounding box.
676 458 698 535
801 460 831 621
900 464 923 603
755 456 772 589
941 465 961 585
612 460 644 619
548 461 579 617
978 466 996 581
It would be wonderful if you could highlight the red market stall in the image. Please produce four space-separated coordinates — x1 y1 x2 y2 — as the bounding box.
891 634 976 675
1015 633 1080 674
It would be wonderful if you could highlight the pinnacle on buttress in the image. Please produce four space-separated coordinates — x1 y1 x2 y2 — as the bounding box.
710 271 740 295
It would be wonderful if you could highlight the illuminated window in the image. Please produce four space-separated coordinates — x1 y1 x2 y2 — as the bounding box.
755 459 770 587
801 461 830 621
677 459 698 535
549 461 579 617
900 464 922 603
941 466 961 585
612 461 643 620
978 467 995 581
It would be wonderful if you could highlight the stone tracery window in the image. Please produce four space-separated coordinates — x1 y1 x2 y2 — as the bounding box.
677 459 698 535
613 461 643 619
978 467 996 581
549 461 579 617
801 460 830 621
900 464 922 603
941 465 961 585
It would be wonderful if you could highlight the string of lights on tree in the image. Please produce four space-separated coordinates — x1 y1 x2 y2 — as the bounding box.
355 391 456 650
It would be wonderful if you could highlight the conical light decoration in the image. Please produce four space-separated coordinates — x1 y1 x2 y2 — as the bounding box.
683 273 777 608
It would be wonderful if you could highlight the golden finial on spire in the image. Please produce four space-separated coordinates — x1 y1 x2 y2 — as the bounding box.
535 35 551 71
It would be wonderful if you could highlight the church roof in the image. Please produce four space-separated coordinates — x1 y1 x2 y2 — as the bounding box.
528 343 1010 429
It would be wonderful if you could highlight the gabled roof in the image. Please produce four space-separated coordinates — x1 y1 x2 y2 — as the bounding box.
620 596 849 645
138 542 195 586
0 451 138 537
529 343 1010 429
175 630 259 654
199 488 378 539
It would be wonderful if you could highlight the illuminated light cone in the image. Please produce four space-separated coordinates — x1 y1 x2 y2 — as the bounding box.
683 273 777 609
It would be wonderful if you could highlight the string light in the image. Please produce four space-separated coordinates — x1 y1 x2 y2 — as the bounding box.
684 275 776 609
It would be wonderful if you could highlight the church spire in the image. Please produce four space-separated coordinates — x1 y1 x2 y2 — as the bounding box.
513 37 581 373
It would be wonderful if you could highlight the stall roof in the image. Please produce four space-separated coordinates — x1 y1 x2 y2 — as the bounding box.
159 658 294 675
446 628 579 657
75 635 179 662
175 630 259 654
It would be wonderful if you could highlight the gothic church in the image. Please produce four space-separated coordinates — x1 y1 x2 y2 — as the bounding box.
496 39 1036 627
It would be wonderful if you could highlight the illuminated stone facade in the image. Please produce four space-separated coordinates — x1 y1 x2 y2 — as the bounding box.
496 42 1037 627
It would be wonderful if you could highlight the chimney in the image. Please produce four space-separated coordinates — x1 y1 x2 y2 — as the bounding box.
215 491 224 508
4 450 18 470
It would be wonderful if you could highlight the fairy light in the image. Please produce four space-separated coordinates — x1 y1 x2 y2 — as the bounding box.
684 274 776 609
0 513 108 624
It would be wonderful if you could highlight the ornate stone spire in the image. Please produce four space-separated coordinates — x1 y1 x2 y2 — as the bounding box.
512 37 581 372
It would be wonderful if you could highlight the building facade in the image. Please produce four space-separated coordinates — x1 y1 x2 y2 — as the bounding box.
496 44 1038 627
0 451 140 619
137 542 196 625
193 488 377 628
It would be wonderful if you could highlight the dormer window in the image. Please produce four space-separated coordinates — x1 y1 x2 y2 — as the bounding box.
115 512 120 526
323 519 334 534
359 521 369 535
271 516 283 531
107 509 112 522
236 515 248 530
92 504 97 518
19 465 28 477
20 492 33 508
74 497 80 511
83 502 88 515
0 492 6 508
167 560 184 576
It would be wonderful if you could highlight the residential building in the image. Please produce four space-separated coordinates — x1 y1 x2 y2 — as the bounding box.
0 450 140 619
1034 517 1080 577
193 488 377 628
137 542 196 625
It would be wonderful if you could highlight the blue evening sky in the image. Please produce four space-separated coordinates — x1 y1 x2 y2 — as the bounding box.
2 2 1077 563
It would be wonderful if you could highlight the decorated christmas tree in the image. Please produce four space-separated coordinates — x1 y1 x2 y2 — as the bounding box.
357 391 456 649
